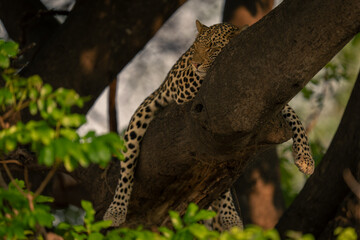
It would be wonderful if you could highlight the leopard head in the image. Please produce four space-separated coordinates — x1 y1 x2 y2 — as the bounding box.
191 20 247 78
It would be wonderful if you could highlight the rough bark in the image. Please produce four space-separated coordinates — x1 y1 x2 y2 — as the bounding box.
276 73 360 237
20 0 186 119
86 0 359 227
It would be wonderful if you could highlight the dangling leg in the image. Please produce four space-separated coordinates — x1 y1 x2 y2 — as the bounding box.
282 104 315 175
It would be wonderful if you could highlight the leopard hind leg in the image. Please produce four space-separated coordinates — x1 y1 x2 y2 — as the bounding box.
204 189 243 231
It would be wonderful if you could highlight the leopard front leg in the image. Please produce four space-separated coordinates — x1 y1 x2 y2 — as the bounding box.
103 155 138 226
103 131 142 226
282 104 314 175
103 94 160 226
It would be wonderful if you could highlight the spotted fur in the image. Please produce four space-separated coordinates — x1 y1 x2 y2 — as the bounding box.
104 20 314 229
204 190 243 231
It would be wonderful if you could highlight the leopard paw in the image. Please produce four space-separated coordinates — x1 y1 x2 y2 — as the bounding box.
103 204 126 227
295 154 315 175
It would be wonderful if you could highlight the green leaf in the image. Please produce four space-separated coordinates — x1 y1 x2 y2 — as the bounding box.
0 41 19 57
40 84 52 97
72 225 87 233
89 232 104 240
60 128 79 141
56 222 71 230
63 155 77 172
32 125 55 145
38 144 55 166
60 114 86 127
0 88 12 105
34 208 54 227
188 224 215 239
82 200 95 227
335 227 357 240
264 229 281 240
46 98 57 114
0 54 10 69
183 203 199 224
27 75 43 89
193 209 216 222
37 99 45 111
5 137 17 152
90 220 113 232
85 140 111 166
159 227 174 239
169 211 183 230
29 101 38 115
301 87 314 100
35 195 54 203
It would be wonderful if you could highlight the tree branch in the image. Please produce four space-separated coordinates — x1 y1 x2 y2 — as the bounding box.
121 0 360 228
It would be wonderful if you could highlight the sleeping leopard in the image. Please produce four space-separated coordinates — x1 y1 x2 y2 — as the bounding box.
104 20 315 230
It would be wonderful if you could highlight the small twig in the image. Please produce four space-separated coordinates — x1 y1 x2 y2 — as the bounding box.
0 116 9 129
17 42 36 56
2 163 26 196
24 166 30 191
34 164 58 198
343 168 360 199
101 165 114 194
2 101 30 121
0 170 8 189
0 160 23 166
35 223 48 240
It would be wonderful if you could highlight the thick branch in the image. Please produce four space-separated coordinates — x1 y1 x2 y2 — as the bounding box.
117 0 360 227
21 0 186 117
196 0 360 135
276 74 360 237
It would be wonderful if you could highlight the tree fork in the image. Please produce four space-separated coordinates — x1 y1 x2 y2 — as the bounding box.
95 0 360 228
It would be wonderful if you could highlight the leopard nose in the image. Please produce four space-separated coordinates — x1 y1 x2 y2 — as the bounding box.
192 62 202 69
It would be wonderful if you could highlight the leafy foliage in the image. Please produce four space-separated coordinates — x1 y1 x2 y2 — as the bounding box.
54 202 311 240
0 40 125 239
0 180 54 239
334 227 358 240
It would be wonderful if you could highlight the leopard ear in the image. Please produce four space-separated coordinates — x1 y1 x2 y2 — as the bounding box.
196 20 208 33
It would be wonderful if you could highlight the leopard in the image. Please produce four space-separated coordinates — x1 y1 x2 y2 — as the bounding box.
103 20 315 230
